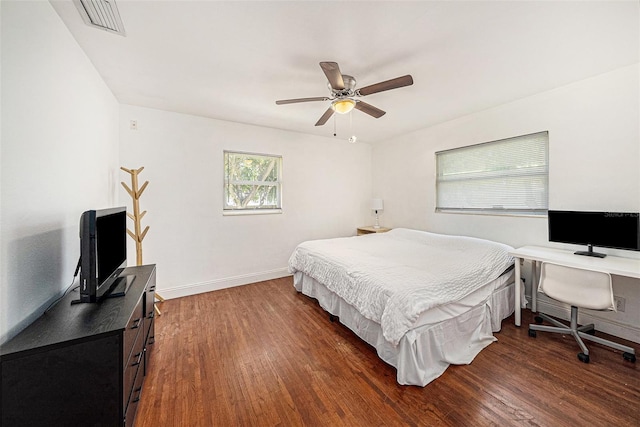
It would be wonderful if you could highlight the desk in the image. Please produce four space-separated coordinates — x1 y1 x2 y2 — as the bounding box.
510 246 640 326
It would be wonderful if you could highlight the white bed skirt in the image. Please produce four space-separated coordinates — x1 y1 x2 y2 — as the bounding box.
293 271 517 386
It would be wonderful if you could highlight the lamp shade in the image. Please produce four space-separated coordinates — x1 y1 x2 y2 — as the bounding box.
371 198 384 211
332 99 356 114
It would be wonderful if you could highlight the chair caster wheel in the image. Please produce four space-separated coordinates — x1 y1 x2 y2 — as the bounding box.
585 329 596 335
578 353 590 363
534 316 543 324
528 329 537 338
623 352 636 363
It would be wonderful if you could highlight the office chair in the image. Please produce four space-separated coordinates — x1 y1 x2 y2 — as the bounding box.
528 262 636 363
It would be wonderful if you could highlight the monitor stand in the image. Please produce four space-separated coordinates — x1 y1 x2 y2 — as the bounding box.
574 244 606 258
107 275 136 298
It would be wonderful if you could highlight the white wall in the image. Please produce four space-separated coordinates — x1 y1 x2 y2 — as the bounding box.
372 65 640 342
2 2 635 346
0 1 119 343
118 105 372 298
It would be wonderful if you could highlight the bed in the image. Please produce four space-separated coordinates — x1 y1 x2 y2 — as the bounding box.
288 228 521 386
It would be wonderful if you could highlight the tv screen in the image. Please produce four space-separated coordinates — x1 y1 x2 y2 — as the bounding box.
79 207 128 303
548 210 640 257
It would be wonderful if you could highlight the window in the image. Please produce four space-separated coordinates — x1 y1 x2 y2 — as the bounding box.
223 151 282 214
436 131 548 215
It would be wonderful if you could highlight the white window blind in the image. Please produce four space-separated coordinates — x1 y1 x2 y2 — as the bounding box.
224 151 282 213
436 131 548 215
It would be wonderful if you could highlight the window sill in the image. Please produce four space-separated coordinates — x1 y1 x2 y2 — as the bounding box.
223 209 283 216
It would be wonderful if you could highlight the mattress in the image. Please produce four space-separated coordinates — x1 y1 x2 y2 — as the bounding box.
289 228 515 345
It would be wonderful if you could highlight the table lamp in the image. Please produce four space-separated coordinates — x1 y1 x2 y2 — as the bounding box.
371 198 384 229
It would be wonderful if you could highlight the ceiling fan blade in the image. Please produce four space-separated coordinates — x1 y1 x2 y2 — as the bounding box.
315 107 334 126
320 61 345 91
357 75 414 96
276 97 329 105
355 101 386 118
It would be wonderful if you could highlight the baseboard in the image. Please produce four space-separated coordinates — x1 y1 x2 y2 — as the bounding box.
534 299 640 345
158 267 291 300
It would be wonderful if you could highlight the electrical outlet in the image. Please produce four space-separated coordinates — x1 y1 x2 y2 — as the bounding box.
614 296 626 312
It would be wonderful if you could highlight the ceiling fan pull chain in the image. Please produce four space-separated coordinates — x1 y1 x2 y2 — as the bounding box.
350 111 352 134
333 114 337 137
349 112 357 143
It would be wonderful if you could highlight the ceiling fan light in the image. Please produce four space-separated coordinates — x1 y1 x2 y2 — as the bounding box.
332 99 356 114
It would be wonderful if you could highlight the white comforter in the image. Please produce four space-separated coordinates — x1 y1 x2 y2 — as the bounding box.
288 228 514 346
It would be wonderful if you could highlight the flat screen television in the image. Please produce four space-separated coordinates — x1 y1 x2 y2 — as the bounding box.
548 210 640 258
77 206 132 303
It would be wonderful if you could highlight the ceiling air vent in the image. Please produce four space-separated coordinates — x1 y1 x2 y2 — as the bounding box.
73 0 126 36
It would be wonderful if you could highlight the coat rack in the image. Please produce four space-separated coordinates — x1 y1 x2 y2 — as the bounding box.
121 166 164 315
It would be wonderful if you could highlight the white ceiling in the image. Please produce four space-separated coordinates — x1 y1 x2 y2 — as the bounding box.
50 1 639 144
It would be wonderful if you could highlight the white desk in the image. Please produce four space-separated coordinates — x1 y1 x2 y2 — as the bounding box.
510 246 640 326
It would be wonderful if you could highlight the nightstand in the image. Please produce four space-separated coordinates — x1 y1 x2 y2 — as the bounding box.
357 226 392 236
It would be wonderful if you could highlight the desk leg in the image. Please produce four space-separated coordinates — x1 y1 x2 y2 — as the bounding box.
531 260 538 313
515 259 521 327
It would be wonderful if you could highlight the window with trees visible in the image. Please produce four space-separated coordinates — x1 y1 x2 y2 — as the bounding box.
223 151 282 213
436 131 548 215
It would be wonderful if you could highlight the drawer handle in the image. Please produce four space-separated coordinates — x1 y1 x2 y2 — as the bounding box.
131 318 142 329
131 351 143 366
132 386 143 403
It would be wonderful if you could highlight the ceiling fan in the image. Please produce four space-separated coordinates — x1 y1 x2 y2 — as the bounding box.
276 61 414 126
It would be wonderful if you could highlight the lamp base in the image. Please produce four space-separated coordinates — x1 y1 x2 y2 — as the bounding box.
374 211 381 229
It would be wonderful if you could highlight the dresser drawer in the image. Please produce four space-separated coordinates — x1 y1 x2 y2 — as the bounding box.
124 363 145 427
123 326 144 410
123 296 144 365
144 293 155 341
145 283 155 319
144 317 155 376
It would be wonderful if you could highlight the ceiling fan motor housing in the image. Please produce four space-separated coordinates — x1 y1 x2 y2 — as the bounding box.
328 75 356 97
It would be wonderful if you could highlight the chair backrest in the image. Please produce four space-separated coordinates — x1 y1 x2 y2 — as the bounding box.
538 262 615 311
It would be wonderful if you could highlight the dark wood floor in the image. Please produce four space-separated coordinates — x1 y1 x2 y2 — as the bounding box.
135 277 639 426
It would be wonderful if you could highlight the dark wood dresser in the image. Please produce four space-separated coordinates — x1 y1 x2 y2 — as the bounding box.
0 264 156 427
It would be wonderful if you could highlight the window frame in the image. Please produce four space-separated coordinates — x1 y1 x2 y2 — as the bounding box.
435 131 549 216
222 150 283 216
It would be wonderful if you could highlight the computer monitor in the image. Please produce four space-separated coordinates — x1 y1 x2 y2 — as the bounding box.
548 210 640 258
